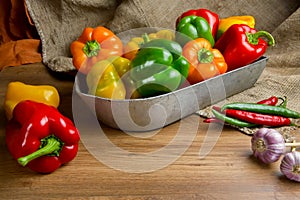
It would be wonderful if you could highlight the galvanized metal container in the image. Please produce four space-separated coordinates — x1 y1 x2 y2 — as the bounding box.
74 56 267 131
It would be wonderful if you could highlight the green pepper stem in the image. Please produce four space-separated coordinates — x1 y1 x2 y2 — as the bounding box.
142 33 151 43
83 40 101 57
278 96 287 108
198 48 214 63
17 137 62 167
247 31 275 46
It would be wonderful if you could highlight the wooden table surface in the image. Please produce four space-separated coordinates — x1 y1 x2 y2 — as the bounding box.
0 63 299 200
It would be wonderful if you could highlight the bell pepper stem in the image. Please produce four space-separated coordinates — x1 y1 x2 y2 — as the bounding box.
247 31 275 46
142 33 151 43
198 48 214 63
83 40 101 57
17 136 62 167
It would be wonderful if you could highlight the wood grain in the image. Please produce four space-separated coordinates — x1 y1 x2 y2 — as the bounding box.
0 63 299 199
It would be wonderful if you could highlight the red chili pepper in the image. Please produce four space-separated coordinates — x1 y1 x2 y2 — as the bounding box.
212 106 222 112
5 100 80 173
175 8 219 39
214 24 275 71
224 109 292 127
257 96 279 105
203 117 224 124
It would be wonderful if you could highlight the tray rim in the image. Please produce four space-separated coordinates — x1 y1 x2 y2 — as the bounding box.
75 56 268 103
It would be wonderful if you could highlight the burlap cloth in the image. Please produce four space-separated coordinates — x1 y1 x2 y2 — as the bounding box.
25 0 300 135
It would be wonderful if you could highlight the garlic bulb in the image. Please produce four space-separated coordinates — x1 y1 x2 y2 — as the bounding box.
280 151 300 182
251 128 285 164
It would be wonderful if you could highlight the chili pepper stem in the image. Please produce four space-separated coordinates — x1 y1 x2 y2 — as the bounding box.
83 40 101 57
278 96 287 108
17 137 62 167
247 31 275 46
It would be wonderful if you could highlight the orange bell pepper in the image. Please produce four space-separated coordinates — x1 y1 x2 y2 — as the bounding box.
183 38 227 84
70 26 123 74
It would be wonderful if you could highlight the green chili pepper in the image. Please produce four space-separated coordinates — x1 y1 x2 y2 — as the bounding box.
211 109 256 128
221 103 300 119
176 15 215 46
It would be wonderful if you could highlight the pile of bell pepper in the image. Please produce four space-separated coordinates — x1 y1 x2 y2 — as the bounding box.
70 8 275 99
4 82 80 174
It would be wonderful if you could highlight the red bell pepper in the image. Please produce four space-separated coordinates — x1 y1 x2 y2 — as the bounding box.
5 100 80 173
176 8 219 39
214 24 275 71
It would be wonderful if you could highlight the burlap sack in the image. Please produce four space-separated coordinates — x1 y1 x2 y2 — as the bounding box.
25 0 120 72
25 0 299 71
25 0 300 134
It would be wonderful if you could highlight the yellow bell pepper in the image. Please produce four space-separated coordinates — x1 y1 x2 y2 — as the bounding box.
123 29 175 60
217 15 255 39
107 56 131 77
4 81 60 119
107 56 140 99
86 59 126 99
148 29 175 41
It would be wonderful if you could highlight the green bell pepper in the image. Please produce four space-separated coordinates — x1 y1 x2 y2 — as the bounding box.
176 15 215 47
141 39 190 80
130 39 189 97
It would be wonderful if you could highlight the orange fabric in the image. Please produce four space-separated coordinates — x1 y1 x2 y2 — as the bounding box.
0 0 41 71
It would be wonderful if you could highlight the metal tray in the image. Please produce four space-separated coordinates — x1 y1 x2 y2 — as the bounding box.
74 56 268 131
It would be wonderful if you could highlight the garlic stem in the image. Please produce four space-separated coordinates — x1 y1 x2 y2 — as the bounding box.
285 142 300 147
